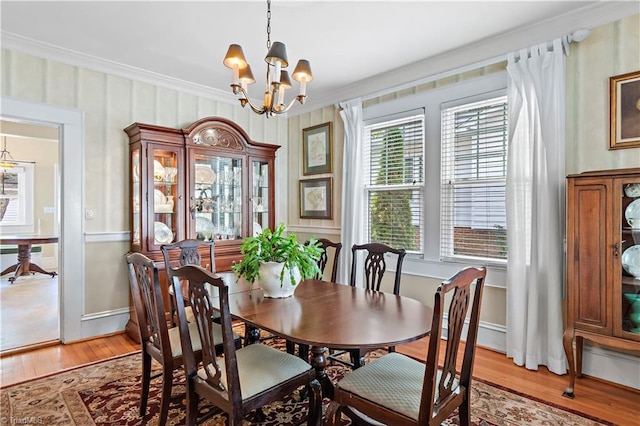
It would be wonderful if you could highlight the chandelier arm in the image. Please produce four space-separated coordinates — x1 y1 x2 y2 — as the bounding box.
232 85 268 115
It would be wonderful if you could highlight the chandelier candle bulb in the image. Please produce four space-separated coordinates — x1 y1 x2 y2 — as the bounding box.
222 0 311 117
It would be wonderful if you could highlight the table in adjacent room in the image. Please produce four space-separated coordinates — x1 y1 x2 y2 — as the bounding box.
0 235 58 284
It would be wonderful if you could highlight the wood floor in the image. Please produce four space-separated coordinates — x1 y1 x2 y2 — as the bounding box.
0 273 59 351
0 333 638 425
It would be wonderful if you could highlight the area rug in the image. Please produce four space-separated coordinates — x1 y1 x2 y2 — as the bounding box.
1 335 612 426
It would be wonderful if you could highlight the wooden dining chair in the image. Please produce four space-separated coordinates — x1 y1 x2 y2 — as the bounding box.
325 266 487 426
286 238 343 359
170 264 323 426
161 239 216 325
329 242 407 368
125 252 206 426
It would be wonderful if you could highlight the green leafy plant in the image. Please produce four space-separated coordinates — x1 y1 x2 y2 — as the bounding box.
232 223 323 287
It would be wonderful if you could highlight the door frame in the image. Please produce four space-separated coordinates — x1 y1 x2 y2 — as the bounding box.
1 96 84 342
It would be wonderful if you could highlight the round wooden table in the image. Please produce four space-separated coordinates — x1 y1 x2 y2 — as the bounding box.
213 276 434 398
0 235 58 284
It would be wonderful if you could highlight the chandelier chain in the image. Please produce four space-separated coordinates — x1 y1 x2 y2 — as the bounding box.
266 0 271 50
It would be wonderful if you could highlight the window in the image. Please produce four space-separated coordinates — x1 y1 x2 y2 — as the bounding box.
0 163 35 232
363 114 424 253
440 96 508 262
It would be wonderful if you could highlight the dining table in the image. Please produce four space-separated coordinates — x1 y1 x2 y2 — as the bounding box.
0 235 58 284
210 274 434 398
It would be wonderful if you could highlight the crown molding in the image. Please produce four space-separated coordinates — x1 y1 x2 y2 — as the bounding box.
1 31 240 105
2 1 637 117
291 1 639 116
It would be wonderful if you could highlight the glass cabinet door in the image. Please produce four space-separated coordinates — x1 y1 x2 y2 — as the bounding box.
151 146 181 248
621 178 640 337
252 160 270 235
131 148 141 248
191 153 243 241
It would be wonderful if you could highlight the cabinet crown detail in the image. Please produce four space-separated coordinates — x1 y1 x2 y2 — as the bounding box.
194 127 243 150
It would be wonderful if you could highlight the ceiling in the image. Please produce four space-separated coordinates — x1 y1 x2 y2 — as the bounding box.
1 1 637 115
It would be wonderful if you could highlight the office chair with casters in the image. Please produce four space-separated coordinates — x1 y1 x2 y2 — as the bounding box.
171 264 323 426
326 266 486 426
329 242 406 368
286 238 343 360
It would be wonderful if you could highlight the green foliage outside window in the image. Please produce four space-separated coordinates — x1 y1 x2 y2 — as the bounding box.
370 127 417 251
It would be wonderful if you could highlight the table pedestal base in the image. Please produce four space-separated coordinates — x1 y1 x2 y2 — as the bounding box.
0 243 57 284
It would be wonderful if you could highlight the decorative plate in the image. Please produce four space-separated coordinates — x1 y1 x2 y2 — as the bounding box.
625 199 640 229
624 183 640 198
622 245 640 279
153 189 166 206
253 221 263 236
154 221 174 245
195 164 216 185
153 160 165 182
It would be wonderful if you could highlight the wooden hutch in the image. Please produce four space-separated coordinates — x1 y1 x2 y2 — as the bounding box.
563 168 640 397
125 117 279 341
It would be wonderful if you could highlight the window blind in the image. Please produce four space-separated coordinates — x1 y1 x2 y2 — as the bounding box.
440 96 508 262
364 114 424 253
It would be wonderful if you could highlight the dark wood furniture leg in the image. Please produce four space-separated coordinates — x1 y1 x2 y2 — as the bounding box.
310 345 333 399
562 327 576 398
1 243 57 284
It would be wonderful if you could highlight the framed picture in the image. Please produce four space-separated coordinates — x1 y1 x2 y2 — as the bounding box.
303 122 333 175
299 178 332 219
609 70 640 150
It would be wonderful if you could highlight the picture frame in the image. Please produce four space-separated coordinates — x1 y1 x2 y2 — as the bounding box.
299 178 332 219
609 70 640 150
302 122 333 175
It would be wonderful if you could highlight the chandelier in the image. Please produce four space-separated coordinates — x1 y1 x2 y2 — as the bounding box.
223 0 313 117
0 137 17 170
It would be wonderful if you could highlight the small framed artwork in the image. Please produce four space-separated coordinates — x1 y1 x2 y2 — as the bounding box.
609 70 640 150
299 178 332 219
303 122 333 175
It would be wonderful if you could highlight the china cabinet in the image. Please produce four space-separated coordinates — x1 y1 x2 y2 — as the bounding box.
563 168 640 397
125 117 279 341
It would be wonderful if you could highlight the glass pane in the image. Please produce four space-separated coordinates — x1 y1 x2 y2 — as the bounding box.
621 179 640 335
153 149 179 245
131 148 141 247
194 154 242 241
253 160 269 235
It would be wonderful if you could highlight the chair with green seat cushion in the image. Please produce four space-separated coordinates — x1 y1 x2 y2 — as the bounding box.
286 238 343 360
326 266 486 426
161 239 218 326
125 252 204 426
329 242 407 369
171 264 322 426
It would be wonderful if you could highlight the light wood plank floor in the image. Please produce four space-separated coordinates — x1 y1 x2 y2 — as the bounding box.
0 334 638 425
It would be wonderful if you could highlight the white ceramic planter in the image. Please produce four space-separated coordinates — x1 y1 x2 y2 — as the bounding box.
259 261 301 298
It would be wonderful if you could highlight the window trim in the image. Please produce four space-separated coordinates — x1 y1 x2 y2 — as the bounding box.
0 161 35 234
363 70 508 288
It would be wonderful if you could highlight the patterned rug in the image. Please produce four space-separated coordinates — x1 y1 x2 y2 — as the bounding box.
1 333 612 426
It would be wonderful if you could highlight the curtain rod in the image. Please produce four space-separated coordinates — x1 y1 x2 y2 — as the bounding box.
336 28 590 108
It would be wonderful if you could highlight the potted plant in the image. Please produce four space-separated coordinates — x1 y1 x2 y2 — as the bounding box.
232 223 323 298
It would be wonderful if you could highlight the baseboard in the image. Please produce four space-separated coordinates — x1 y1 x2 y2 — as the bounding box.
472 320 639 390
79 307 129 340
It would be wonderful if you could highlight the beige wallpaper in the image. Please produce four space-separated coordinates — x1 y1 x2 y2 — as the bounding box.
1 48 288 314
1 13 637 323
286 14 640 330
566 14 640 174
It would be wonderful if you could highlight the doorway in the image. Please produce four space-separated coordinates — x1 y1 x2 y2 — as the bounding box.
1 96 85 345
0 122 60 352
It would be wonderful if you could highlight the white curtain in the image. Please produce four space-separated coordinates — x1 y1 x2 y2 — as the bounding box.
338 98 364 285
505 39 567 375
